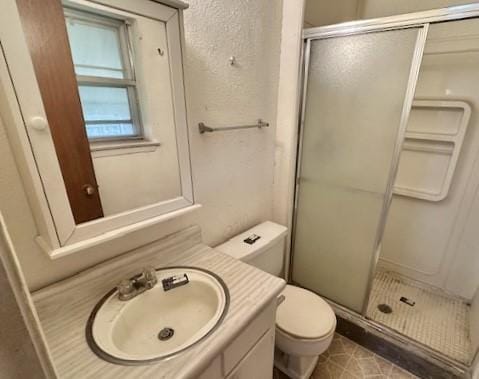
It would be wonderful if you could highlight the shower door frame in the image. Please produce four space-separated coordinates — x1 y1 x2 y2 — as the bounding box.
291 3 479 372
294 22 428 315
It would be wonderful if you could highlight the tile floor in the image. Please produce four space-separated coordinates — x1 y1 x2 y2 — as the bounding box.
367 271 472 364
274 333 418 379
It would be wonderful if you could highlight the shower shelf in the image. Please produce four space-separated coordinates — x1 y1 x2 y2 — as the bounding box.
393 100 471 202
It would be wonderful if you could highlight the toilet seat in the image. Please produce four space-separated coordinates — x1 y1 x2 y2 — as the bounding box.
276 285 336 340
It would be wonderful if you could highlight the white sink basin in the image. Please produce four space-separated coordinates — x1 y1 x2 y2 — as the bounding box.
87 267 229 364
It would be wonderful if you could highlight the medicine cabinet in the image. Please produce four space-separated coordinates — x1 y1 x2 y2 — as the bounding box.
0 0 196 258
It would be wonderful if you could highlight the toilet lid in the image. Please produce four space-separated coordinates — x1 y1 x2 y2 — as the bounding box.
276 285 336 340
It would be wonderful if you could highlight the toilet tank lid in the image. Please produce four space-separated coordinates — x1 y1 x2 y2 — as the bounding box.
215 221 288 262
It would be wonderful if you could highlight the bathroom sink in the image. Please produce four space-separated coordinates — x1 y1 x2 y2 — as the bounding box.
86 266 229 365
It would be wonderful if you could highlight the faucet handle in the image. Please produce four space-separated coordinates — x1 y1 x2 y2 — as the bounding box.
117 279 135 300
142 266 158 289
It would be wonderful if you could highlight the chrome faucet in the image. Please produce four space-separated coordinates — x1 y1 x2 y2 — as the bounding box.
117 267 158 301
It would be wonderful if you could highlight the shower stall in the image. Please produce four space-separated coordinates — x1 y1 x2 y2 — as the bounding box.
291 5 479 373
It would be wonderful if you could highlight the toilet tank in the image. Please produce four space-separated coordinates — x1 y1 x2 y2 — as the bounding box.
215 221 288 277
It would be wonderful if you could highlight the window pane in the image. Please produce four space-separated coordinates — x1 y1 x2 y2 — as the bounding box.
78 86 137 139
86 123 135 139
65 15 125 79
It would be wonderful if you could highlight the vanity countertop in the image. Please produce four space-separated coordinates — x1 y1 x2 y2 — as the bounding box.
32 226 285 379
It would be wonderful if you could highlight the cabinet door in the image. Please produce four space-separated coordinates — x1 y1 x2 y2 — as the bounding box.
197 355 222 379
227 329 275 379
16 0 104 223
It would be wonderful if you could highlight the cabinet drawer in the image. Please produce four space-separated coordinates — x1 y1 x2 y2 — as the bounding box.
223 301 276 375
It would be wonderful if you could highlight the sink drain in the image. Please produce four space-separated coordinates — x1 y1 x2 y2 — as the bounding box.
158 327 175 341
377 303 393 314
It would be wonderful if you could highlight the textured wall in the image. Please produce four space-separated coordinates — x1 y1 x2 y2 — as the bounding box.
472 287 479 360
272 0 305 280
0 253 45 379
183 0 282 244
0 0 282 290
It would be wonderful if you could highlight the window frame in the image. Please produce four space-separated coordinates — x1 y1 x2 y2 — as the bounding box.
64 7 144 142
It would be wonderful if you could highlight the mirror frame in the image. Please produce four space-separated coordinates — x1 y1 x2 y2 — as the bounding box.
0 0 196 258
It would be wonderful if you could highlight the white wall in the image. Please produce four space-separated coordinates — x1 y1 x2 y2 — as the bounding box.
0 0 282 290
303 0 478 27
93 147 181 216
303 0 359 27
92 11 182 216
359 0 478 19
377 18 479 300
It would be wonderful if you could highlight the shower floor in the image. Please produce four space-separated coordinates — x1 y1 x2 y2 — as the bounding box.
366 271 473 365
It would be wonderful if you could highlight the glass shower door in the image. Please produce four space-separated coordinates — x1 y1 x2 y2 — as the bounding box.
292 27 426 313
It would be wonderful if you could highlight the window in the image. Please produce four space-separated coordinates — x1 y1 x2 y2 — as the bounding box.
64 8 142 140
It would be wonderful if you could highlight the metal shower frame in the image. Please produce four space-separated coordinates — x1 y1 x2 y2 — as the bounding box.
291 3 479 374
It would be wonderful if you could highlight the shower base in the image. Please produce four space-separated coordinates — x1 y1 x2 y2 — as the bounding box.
366 271 472 365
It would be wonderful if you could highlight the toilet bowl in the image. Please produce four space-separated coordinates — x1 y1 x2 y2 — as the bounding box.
215 221 336 379
274 284 336 379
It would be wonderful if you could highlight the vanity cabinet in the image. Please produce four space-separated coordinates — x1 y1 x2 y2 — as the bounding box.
198 300 277 379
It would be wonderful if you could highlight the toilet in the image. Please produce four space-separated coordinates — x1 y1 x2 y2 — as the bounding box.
216 221 336 379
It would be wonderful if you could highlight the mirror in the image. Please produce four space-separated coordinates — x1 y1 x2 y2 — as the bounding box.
63 6 182 219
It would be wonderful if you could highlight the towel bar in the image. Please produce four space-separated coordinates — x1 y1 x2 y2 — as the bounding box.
198 119 269 134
